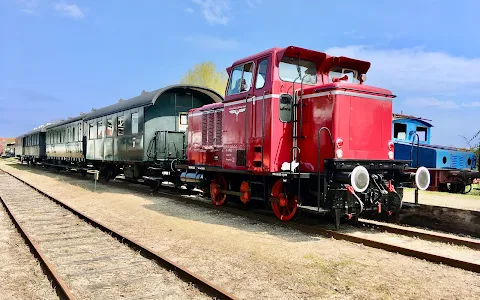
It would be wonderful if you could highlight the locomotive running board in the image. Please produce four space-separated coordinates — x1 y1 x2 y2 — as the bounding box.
176 164 312 178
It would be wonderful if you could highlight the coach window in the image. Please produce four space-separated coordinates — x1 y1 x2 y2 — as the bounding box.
78 123 82 141
97 120 104 138
89 123 95 139
132 113 139 134
279 94 293 122
394 123 407 139
117 116 125 136
255 59 268 89
72 127 76 142
227 62 254 96
106 119 113 137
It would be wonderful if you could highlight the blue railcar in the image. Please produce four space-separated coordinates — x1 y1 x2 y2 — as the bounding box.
392 113 478 193
392 114 476 170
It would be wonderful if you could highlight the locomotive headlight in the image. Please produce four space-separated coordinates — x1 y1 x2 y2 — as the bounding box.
388 151 394 160
351 166 369 193
336 149 343 158
415 166 430 190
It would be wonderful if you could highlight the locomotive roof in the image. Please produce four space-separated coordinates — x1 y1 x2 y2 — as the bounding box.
392 113 433 127
84 84 223 121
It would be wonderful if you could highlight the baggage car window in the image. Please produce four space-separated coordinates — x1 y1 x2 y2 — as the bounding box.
97 120 104 138
107 119 113 137
179 113 188 125
117 116 124 136
132 113 139 134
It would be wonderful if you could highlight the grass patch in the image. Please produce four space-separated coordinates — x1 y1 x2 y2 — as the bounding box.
303 253 356 275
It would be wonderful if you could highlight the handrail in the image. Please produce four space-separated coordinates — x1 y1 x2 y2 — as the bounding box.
410 133 420 168
317 127 334 211
261 91 266 169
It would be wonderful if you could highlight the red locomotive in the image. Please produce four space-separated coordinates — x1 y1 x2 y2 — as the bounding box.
179 46 431 227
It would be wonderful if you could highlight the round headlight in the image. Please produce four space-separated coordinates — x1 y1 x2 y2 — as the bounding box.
388 151 394 160
415 166 430 190
351 166 369 193
336 149 343 158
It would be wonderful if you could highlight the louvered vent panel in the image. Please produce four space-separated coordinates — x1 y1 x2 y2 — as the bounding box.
207 113 214 146
215 111 223 146
202 114 207 145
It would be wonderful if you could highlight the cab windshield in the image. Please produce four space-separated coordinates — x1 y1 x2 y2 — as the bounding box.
279 56 317 85
328 66 360 83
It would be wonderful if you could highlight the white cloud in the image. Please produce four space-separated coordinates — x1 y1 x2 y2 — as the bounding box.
185 7 194 13
192 0 230 25
16 0 39 15
246 0 262 7
324 45 480 95
461 101 480 107
54 2 85 19
403 97 458 109
185 35 238 49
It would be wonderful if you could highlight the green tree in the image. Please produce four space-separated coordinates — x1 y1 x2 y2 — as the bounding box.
180 62 228 96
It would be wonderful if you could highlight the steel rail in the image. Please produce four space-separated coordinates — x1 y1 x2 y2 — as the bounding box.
153 191 480 273
0 168 237 300
7 165 480 274
0 181 75 299
356 219 480 250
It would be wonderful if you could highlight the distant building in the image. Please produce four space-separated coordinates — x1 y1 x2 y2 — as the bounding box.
0 138 15 157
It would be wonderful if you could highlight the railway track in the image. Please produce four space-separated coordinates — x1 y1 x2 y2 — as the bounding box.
181 196 480 273
3 164 480 275
0 169 236 300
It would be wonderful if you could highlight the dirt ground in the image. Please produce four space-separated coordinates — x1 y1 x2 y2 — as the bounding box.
403 187 480 211
0 198 58 299
2 161 480 300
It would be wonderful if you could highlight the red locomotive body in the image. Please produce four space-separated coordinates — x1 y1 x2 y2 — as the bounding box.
180 46 430 227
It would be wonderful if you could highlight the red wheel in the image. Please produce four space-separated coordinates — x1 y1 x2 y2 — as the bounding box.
210 175 227 206
270 180 298 221
239 181 251 204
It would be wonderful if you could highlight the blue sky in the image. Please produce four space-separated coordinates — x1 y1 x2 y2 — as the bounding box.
1 0 479 147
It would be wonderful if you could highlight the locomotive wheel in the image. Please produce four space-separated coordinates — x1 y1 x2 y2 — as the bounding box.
270 180 298 221
210 175 228 206
239 181 251 204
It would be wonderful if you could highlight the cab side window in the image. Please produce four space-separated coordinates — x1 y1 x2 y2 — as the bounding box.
226 62 254 96
255 59 268 89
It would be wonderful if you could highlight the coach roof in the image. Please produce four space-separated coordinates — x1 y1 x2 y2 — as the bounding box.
84 84 224 121
45 115 85 130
